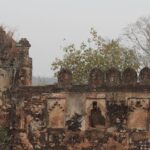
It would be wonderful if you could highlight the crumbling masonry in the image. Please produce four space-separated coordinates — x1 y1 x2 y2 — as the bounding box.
1 28 150 149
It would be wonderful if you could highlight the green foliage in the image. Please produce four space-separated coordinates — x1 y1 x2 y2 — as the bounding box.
0 127 10 148
52 28 140 84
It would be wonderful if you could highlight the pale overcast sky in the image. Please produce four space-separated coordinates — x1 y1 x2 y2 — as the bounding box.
0 0 150 77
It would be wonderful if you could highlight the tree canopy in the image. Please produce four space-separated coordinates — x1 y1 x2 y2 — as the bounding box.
122 15 150 66
52 28 140 84
123 16 150 55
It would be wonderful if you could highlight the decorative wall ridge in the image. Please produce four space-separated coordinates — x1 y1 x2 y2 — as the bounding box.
57 67 150 87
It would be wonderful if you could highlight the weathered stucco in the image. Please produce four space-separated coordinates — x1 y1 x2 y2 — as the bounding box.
8 67 150 150
10 86 150 150
1 28 150 149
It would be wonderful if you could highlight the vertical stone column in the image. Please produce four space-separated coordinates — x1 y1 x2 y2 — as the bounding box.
16 38 32 86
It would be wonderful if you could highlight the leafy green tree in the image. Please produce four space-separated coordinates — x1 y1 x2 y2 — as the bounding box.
52 28 140 84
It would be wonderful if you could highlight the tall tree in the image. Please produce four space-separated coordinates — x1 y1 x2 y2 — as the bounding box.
122 16 150 65
52 28 140 84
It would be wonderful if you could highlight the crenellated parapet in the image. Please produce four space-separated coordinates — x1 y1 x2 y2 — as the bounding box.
89 68 104 88
57 67 150 88
139 67 150 85
58 68 72 88
105 67 121 86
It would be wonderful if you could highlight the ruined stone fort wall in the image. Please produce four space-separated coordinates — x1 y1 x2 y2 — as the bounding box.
1 27 150 149
10 68 150 150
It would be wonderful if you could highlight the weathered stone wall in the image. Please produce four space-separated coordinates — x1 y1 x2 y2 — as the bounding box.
1 27 150 149
0 28 32 130
10 67 150 150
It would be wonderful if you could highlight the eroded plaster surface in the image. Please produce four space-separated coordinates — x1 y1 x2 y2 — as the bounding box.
1 28 150 149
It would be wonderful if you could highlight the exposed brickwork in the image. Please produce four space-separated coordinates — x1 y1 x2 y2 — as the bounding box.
1 28 150 149
9 67 150 150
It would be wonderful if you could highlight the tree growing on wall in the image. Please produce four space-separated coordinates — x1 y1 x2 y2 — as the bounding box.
52 28 140 84
0 26 17 61
0 26 14 149
0 127 10 149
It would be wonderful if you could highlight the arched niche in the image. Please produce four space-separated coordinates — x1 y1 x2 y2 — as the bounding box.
48 99 66 128
122 68 137 85
88 68 104 88
86 100 106 129
106 68 121 86
127 98 149 130
0 68 10 90
139 67 150 85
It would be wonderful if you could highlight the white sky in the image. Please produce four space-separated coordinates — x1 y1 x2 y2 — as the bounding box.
0 0 150 77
